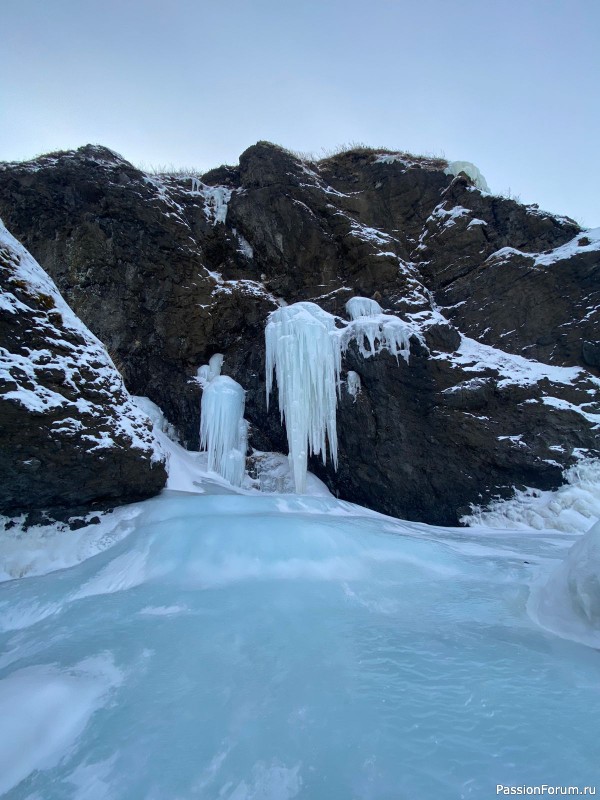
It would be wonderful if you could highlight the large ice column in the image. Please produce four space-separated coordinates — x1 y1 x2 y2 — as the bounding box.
266 302 342 493
200 374 247 487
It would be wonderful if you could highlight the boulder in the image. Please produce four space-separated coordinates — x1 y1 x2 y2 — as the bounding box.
0 219 166 519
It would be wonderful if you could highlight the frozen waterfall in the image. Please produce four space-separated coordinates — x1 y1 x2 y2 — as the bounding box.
266 302 341 493
265 298 419 493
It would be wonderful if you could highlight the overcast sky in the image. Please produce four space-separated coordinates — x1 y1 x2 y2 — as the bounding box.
1 0 598 226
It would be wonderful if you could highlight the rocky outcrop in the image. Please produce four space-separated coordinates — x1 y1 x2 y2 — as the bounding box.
0 142 598 524
0 220 166 519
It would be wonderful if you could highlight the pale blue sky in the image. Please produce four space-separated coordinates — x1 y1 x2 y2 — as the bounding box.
2 0 598 226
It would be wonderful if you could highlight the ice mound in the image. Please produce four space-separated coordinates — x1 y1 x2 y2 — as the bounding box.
529 519 600 647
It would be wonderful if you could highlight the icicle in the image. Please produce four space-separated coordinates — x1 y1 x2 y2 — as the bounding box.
343 298 413 362
265 299 418 493
265 302 341 493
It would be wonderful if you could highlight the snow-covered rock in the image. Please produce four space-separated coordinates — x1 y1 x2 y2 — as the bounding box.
0 220 166 518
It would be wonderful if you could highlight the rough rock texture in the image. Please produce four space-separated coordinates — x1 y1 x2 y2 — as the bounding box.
0 142 598 524
0 220 166 518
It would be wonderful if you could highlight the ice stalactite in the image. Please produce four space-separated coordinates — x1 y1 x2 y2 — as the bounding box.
199 357 247 487
265 298 419 493
342 297 415 363
266 302 341 493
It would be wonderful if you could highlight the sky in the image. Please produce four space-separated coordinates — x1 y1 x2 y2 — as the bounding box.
1 0 598 226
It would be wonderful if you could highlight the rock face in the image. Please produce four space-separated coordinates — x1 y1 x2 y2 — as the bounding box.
0 219 166 519
0 142 598 524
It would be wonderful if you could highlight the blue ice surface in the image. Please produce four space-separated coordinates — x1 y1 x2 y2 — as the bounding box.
0 491 598 799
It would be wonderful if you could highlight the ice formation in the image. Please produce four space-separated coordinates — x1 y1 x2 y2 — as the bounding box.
265 299 418 492
345 296 383 320
463 458 600 533
2 491 599 797
444 160 490 192
343 297 415 362
346 371 361 400
199 357 247 487
343 315 413 362
196 353 224 387
528 519 600 647
266 302 341 493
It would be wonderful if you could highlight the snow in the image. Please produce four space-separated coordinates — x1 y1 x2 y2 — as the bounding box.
467 217 487 228
131 395 179 443
437 334 588 390
0 505 144 583
533 226 600 266
428 203 471 229
266 302 341 493
444 160 490 192
485 228 600 270
200 375 248 487
1 491 600 797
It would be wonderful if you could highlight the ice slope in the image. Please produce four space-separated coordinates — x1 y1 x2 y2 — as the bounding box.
0 491 598 799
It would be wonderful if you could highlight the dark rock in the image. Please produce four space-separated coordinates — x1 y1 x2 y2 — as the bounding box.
0 221 166 517
582 341 600 368
0 142 598 525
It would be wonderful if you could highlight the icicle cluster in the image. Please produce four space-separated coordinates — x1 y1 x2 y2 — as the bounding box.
342 298 413 363
199 357 248 487
266 302 341 493
265 297 417 494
